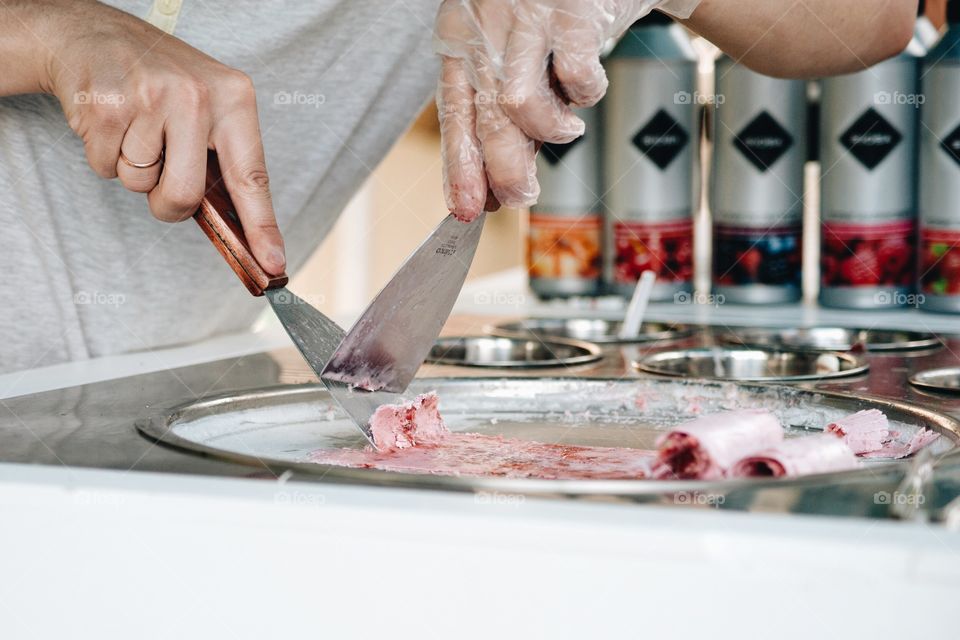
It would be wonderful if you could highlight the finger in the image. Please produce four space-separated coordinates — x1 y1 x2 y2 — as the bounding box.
116 115 164 193
212 102 285 275
475 91 539 208
438 56 487 221
500 6 584 143
79 100 131 179
550 10 609 107
433 0 476 59
468 44 539 209
147 86 209 223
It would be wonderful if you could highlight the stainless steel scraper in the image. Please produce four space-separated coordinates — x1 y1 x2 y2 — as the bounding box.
195 151 345 392
320 212 487 440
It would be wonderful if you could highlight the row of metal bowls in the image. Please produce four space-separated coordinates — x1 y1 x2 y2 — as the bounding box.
423 319 958 391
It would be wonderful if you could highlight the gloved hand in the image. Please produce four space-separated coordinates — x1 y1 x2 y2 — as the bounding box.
434 0 702 221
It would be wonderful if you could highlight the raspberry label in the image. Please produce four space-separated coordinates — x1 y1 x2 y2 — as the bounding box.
613 219 693 284
714 224 802 286
919 227 960 295
527 213 602 280
821 220 915 287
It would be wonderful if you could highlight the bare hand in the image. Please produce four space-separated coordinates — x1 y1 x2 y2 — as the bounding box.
48 1 285 273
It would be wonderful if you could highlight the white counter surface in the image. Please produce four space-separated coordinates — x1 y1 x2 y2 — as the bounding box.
2 463 959 639
1 269 958 639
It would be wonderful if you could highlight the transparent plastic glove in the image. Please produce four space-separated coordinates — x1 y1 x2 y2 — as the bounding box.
435 0 702 221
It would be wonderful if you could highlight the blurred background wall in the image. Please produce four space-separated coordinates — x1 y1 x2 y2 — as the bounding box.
291 105 523 317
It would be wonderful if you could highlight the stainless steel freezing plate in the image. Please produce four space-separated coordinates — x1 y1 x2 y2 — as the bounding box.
910 367 960 394
490 318 694 344
718 327 941 352
425 336 602 368
137 377 959 495
636 347 869 382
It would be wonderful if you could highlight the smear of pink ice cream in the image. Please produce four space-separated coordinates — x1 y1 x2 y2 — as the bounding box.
369 392 448 452
310 391 655 480
826 409 890 454
826 409 939 459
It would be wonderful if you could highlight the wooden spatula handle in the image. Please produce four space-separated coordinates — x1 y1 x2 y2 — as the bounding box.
194 151 288 296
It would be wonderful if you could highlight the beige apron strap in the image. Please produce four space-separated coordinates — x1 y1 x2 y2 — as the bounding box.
144 0 185 35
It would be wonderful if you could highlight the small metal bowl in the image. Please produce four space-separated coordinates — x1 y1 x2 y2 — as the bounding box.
426 336 602 368
635 347 869 382
718 327 941 352
909 367 960 395
490 318 694 344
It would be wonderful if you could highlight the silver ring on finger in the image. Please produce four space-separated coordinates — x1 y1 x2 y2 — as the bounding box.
120 149 164 169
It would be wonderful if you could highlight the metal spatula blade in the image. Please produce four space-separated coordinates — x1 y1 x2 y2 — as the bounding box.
323 212 486 392
320 213 486 437
265 289 345 372
195 151 352 430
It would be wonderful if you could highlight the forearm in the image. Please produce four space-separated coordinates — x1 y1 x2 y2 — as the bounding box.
0 0 68 96
682 0 917 78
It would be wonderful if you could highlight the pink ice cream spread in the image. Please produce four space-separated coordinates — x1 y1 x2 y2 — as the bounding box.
859 428 940 460
308 398 941 481
826 409 891 453
826 409 940 459
652 409 784 480
369 392 448 452
309 392 655 480
730 434 859 478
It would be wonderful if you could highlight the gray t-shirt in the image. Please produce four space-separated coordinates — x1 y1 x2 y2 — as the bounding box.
0 0 439 374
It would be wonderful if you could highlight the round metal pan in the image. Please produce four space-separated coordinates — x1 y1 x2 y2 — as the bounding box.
910 367 960 395
717 326 941 352
490 317 694 344
635 347 869 382
136 377 959 496
425 336 602 368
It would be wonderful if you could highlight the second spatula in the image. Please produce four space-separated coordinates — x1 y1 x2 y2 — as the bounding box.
194 151 345 383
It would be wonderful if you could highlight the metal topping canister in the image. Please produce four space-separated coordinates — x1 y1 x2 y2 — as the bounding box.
711 56 806 303
919 3 960 313
527 106 602 298
602 11 698 301
818 31 925 309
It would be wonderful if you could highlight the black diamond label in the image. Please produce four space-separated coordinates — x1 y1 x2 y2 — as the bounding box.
631 109 689 170
733 111 794 172
839 108 902 170
540 135 585 166
939 123 960 167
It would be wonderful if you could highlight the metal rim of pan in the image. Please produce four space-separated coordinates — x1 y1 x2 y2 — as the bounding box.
716 326 942 353
425 335 603 368
909 367 960 395
487 317 696 344
634 347 870 382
